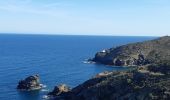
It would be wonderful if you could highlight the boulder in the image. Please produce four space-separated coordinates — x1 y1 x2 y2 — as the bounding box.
17 74 42 91
48 84 71 96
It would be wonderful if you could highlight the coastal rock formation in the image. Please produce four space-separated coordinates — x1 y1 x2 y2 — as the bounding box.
50 66 170 100
92 36 170 66
48 84 71 96
47 36 170 100
46 84 71 99
17 74 42 91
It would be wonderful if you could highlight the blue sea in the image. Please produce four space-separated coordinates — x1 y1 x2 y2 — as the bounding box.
0 34 155 100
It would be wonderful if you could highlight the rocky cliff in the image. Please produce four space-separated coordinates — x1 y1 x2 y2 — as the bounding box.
92 36 170 66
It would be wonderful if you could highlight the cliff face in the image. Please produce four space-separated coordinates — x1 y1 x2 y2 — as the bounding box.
92 36 170 66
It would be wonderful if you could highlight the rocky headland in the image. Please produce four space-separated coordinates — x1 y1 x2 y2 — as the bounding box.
92 36 170 66
17 74 43 91
46 36 170 100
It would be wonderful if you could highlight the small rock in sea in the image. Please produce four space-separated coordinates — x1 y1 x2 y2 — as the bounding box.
17 74 43 91
47 84 71 97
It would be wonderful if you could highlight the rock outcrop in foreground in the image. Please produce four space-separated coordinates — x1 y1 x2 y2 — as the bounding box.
47 36 170 100
92 36 170 66
17 74 42 91
46 84 71 99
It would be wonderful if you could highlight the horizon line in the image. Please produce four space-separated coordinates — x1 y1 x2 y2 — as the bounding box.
0 32 162 37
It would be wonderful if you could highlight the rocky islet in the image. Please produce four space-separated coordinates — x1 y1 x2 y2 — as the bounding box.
17 74 43 91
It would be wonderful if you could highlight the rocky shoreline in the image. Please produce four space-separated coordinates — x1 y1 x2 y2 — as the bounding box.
48 36 170 100
17 36 170 100
54 71 169 100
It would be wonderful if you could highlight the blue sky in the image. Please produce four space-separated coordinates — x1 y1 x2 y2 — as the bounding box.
0 0 170 36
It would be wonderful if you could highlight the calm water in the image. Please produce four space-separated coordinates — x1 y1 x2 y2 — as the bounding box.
0 34 155 100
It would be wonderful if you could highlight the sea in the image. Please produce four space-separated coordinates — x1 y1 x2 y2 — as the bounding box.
0 34 156 100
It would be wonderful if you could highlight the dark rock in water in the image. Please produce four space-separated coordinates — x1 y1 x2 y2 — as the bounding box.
48 84 70 96
46 84 71 99
92 36 170 66
17 74 42 91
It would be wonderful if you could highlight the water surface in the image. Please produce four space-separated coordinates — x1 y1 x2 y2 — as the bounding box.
0 34 156 100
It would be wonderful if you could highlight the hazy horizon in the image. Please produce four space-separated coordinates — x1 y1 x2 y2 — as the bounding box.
0 0 170 36
0 32 162 37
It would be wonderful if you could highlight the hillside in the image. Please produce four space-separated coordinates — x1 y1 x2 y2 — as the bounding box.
92 36 170 66
47 36 170 100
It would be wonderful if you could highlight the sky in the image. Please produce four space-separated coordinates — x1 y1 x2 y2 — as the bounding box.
0 0 170 36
